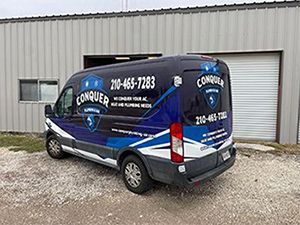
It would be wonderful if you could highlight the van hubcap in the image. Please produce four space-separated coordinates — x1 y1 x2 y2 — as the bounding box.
48 139 61 155
125 162 142 188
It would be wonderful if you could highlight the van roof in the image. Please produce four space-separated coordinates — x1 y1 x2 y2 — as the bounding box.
72 55 217 78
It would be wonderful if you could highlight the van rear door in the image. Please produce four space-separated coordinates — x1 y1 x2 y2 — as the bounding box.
180 57 233 177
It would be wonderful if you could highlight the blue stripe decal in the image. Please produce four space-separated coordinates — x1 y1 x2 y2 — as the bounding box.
105 137 142 149
143 85 177 117
183 125 211 145
105 133 170 149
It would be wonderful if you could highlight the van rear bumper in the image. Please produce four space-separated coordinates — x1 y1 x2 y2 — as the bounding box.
146 145 236 187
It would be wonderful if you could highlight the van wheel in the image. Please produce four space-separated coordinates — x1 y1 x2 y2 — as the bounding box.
46 135 66 159
121 155 153 194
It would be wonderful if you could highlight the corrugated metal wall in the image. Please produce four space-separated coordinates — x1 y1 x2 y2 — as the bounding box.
0 4 299 143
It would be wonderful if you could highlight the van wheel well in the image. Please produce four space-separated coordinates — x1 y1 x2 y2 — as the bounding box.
118 150 139 167
118 150 151 176
46 131 54 140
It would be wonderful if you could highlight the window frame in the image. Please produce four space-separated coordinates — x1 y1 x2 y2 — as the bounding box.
18 78 60 104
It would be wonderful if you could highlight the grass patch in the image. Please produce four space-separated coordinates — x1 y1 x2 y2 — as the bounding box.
0 133 45 153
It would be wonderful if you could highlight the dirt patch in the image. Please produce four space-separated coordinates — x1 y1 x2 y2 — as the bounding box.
236 140 300 155
0 147 300 225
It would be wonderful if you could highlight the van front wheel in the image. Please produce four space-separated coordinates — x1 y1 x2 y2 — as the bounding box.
46 135 66 159
121 155 153 194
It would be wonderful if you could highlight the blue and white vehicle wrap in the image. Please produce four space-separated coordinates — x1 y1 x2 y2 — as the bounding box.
45 56 234 176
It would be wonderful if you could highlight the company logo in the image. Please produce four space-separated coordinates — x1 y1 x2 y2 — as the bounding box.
196 62 224 109
76 74 109 132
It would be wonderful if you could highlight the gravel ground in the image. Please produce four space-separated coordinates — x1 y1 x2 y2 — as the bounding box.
0 147 300 225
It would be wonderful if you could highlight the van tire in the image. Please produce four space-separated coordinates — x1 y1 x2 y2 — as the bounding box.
121 155 153 194
46 135 66 159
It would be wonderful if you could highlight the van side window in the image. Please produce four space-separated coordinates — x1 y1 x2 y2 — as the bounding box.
55 87 74 117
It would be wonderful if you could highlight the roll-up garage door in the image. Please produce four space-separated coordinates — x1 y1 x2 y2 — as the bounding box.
213 53 280 141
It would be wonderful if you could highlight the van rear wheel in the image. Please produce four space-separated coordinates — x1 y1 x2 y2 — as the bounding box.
121 155 153 194
46 135 66 159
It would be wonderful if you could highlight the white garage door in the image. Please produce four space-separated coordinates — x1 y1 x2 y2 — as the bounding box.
213 53 280 141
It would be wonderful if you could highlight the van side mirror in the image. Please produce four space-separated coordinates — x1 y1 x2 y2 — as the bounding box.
45 105 54 117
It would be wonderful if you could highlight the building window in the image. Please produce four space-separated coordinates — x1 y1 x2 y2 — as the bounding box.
20 80 38 101
39 81 59 102
19 79 58 102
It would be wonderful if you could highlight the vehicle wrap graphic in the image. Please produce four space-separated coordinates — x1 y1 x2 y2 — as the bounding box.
197 62 224 109
76 74 109 132
181 60 232 152
182 111 233 156
142 85 178 117
45 57 233 164
106 81 180 150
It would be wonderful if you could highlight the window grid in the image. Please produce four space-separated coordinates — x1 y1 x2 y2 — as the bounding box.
19 79 59 103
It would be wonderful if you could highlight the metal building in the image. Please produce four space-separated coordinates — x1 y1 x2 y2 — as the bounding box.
0 1 299 144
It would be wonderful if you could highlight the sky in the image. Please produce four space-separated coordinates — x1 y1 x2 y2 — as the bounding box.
0 0 288 19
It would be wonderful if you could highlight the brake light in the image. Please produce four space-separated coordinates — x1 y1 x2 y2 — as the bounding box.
170 122 184 163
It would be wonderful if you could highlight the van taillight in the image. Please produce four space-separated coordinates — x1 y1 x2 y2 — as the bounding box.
170 122 184 163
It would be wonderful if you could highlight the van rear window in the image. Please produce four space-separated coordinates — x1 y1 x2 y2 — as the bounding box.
181 61 232 125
